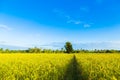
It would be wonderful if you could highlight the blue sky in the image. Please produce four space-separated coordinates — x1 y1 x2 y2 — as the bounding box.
0 0 120 49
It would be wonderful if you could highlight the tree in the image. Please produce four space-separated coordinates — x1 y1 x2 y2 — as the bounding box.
5 49 10 53
64 42 73 53
0 48 3 53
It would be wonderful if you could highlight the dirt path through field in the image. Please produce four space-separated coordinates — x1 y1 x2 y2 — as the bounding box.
63 55 83 80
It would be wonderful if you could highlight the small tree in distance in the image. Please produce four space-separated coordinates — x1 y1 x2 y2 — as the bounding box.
64 42 73 53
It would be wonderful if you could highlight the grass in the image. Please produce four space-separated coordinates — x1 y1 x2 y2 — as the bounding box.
0 53 120 80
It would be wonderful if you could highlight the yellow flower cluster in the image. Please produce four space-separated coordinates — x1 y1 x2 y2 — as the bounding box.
76 53 120 80
0 53 73 80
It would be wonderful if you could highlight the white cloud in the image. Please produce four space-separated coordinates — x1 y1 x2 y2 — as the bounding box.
67 20 82 25
0 24 11 31
53 9 93 27
0 41 6 44
53 9 82 25
26 41 120 50
84 24 91 28
74 21 82 24
73 41 120 50
0 41 30 48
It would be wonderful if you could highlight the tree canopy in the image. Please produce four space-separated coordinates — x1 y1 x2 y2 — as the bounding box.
64 42 73 53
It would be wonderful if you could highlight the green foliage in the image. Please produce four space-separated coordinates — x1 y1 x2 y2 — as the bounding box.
0 46 120 53
64 42 73 53
28 47 42 53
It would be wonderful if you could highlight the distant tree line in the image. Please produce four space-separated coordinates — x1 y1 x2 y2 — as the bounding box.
0 48 120 53
0 47 65 53
0 42 120 53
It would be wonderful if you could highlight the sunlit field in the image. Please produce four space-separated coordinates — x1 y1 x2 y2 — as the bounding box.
0 53 120 80
76 54 120 80
0 53 73 80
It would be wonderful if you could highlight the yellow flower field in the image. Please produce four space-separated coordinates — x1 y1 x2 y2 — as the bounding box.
0 53 73 80
0 53 120 80
76 54 120 80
